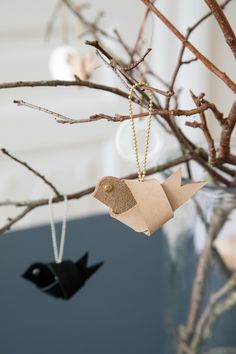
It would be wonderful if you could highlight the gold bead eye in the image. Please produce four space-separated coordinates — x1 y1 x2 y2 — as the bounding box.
104 184 113 192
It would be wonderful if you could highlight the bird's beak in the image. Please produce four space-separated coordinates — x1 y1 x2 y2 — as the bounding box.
91 176 109 200
21 269 30 280
21 271 27 279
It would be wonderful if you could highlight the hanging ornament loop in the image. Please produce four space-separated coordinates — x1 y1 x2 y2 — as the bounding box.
128 82 153 182
49 195 68 264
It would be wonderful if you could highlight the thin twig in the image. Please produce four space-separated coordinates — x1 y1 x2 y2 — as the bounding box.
165 0 232 109
86 40 172 98
190 92 216 166
206 100 225 125
204 0 236 58
0 78 133 99
0 205 37 235
182 57 198 65
62 0 118 41
218 101 236 162
141 0 236 93
13 99 212 124
1 148 61 197
86 39 142 89
123 48 152 71
113 29 170 88
45 0 62 41
132 6 151 57
185 121 202 129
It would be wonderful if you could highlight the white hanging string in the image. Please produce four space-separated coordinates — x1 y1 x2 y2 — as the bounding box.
48 195 68 264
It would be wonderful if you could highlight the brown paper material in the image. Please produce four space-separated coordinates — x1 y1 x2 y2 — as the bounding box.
67 53 96 80
93 169 206 236
93 176 136 214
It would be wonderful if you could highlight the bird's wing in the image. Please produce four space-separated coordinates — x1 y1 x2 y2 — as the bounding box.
124 179 174 235
109 204 148 234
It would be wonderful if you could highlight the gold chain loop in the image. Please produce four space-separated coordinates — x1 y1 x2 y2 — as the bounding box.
128 82 153 182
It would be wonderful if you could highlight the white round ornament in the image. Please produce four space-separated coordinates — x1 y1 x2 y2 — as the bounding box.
115 118 163 163
48 45 77 80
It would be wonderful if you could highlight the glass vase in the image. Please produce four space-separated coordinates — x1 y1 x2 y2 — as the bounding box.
163 185 236 354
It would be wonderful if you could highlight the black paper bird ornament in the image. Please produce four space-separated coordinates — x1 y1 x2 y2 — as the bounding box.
22 196 104 300
22 252 104 299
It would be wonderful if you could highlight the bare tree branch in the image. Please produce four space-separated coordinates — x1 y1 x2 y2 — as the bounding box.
13 99 212 124
190 92 216 166
113 29 170 88
62 0 118 41
0 205 37 235
79 40 234 184
86 40 173 97
165 0 232 109
123 48 152 71
185 121 202 129
204 0 236 58
45 0 62 41
141 0 236 93
219 101 236 161
1 148 61 197
0 78 133 99
132 5 152 57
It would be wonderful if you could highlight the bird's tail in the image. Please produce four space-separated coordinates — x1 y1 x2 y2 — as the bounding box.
77 252 104 280
162 169 206 211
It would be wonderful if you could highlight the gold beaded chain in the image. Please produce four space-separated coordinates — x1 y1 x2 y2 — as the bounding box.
128 82 153 182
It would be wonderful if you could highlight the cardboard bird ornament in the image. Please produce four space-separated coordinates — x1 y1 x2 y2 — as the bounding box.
93 82 206 236
93 170 206 236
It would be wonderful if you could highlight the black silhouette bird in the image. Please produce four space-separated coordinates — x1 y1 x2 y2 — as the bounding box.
22 252 104 300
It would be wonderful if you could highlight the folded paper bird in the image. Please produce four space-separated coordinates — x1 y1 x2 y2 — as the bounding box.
22 253 104 300
93 169 206 236
67 52 96 80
